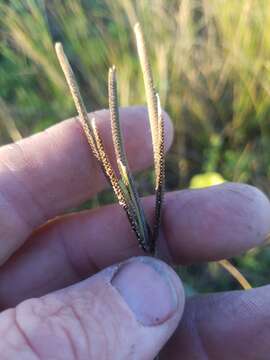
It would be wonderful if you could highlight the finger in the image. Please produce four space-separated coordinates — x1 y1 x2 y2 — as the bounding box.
163 182 270 264
0 183 269 308
0 257 184 360
0 106 173 264
160 284 270 359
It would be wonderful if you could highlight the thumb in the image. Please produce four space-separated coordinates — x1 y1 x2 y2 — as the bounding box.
1 257 185 359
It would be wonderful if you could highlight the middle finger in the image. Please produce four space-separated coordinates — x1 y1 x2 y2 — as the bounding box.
0 182 269 308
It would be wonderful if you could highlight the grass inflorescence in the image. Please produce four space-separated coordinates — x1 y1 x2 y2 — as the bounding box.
55 21 252 290
55 23 165 255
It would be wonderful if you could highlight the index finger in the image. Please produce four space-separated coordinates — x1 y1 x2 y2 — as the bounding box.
0 106 173 264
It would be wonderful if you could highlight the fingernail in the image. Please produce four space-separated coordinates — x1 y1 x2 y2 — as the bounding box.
111 257 179 326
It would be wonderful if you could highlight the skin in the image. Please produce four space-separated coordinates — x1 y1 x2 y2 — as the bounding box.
0 106 269 359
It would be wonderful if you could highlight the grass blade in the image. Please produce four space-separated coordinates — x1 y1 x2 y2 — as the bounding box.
218 259 252 290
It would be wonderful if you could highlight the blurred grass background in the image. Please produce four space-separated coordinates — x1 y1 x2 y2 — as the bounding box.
0 0 270 293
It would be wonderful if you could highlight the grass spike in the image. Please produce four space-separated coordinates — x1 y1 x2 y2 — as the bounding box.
153 93 165 244
134 23 166 250
108 66 152 252
90 117 153 252
108 66 127 166
90 118 142 242
90 117 127 207
55 42 99 159
134 23 159 163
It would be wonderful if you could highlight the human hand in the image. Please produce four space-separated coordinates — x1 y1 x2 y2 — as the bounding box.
0 106 269 359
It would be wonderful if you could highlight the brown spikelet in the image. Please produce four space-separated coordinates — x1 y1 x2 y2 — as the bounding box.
90 117 144 246
152 94 165 245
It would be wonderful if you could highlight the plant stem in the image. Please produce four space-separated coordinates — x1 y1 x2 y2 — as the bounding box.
218 259 252 290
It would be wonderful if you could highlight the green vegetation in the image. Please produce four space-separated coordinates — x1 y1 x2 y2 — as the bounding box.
1 0 270 293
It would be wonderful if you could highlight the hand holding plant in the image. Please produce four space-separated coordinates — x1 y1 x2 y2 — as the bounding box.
0 21 269 360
